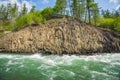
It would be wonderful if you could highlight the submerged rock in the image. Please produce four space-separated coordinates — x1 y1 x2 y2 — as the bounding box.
0 18 120 54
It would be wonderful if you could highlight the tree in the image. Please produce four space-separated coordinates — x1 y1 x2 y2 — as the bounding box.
114 10 120 17
91 3 99 25
86 0 91 23
6 3 12 19
54 0 67 15
30 6 36 13
21 3 27 16
84 0 99 24
86 0 96 24
0 3 12 21
0 4 5 21
102 9 120 18
78 0 85 19
11 3 18 19
101 9 112 18
71 0 78 17
67 0 72 16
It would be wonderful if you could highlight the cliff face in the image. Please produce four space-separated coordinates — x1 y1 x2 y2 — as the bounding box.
0 18 120 54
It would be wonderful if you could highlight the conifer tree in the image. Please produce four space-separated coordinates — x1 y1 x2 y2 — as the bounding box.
21 3 27 16
11 3 18 19
30 6 35 13
71 0 78 17
91 3 99 25
0 4 5 21
54 0 67 15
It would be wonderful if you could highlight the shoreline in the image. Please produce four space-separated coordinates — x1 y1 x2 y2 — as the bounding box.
0 52 120 56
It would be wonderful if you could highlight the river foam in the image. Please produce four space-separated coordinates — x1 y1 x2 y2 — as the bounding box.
0 53 120 80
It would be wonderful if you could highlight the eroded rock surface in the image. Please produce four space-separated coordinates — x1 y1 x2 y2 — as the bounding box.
0 18 120 54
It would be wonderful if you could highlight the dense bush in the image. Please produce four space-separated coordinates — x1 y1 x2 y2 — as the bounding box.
98 17 120 33
0 9 49 32
0 20 13 31
41 7 54 20
98 18 114 29
13 11 45 31
113 17 120 32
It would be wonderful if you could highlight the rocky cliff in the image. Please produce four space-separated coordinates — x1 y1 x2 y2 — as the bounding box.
0 18 120 54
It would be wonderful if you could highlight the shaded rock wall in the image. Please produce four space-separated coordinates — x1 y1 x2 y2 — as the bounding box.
0 18 120 54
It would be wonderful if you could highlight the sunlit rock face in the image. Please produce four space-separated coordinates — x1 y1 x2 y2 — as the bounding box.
0 18 120 54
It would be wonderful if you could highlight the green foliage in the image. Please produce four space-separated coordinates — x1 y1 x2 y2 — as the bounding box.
98 18 114 29
0 3 19 20
54 0 67 15
113 17 120 32
71 0 79 17
20 3 28 16
14 15 31 30
11 3 18 18
32 11 44 23
0 20 13 31
0 1 119 34
101 10 112 18
13 11 45 31
42 18 46 24
98 17 120 33
30 6 36 13
41 7 54 20
101 9 120 18
100 9 120 33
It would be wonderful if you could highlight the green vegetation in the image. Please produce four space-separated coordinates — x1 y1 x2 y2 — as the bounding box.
113 17 120 32
41 7 54 20
53 0 120 33
98 9 120 33
14 11 45 31
98 18 114 29
0 0 120 36
0 4 47 34
54 0 67 15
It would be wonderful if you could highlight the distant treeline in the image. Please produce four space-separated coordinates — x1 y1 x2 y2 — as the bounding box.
53 0 120 32
0 0 120 34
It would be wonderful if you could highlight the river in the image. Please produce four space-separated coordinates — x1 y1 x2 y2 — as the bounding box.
0 53 120 80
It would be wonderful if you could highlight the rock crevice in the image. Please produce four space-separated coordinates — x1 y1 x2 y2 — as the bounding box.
0 18 120 54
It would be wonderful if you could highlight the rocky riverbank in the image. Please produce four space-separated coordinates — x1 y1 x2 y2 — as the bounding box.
0 18 120 54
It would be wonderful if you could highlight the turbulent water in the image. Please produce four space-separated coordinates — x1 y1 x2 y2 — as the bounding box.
0 53 120 80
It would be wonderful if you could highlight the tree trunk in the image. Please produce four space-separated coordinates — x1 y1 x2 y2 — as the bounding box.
87 0 91 24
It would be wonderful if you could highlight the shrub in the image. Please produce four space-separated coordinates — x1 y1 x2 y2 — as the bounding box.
32 11 44 24
113 17 120 32
41 7 54 20
98 18 114 29
13 11 45 31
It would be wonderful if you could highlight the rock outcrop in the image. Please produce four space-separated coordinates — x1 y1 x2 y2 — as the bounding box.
0 18 120 54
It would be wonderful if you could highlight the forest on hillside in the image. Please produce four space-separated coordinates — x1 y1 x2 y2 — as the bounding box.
0 0 120 36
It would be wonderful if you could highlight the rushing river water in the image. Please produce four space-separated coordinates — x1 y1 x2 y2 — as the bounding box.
0 53 120 80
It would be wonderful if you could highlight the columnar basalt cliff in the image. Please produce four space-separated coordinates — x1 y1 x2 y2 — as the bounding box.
0 18 120 54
